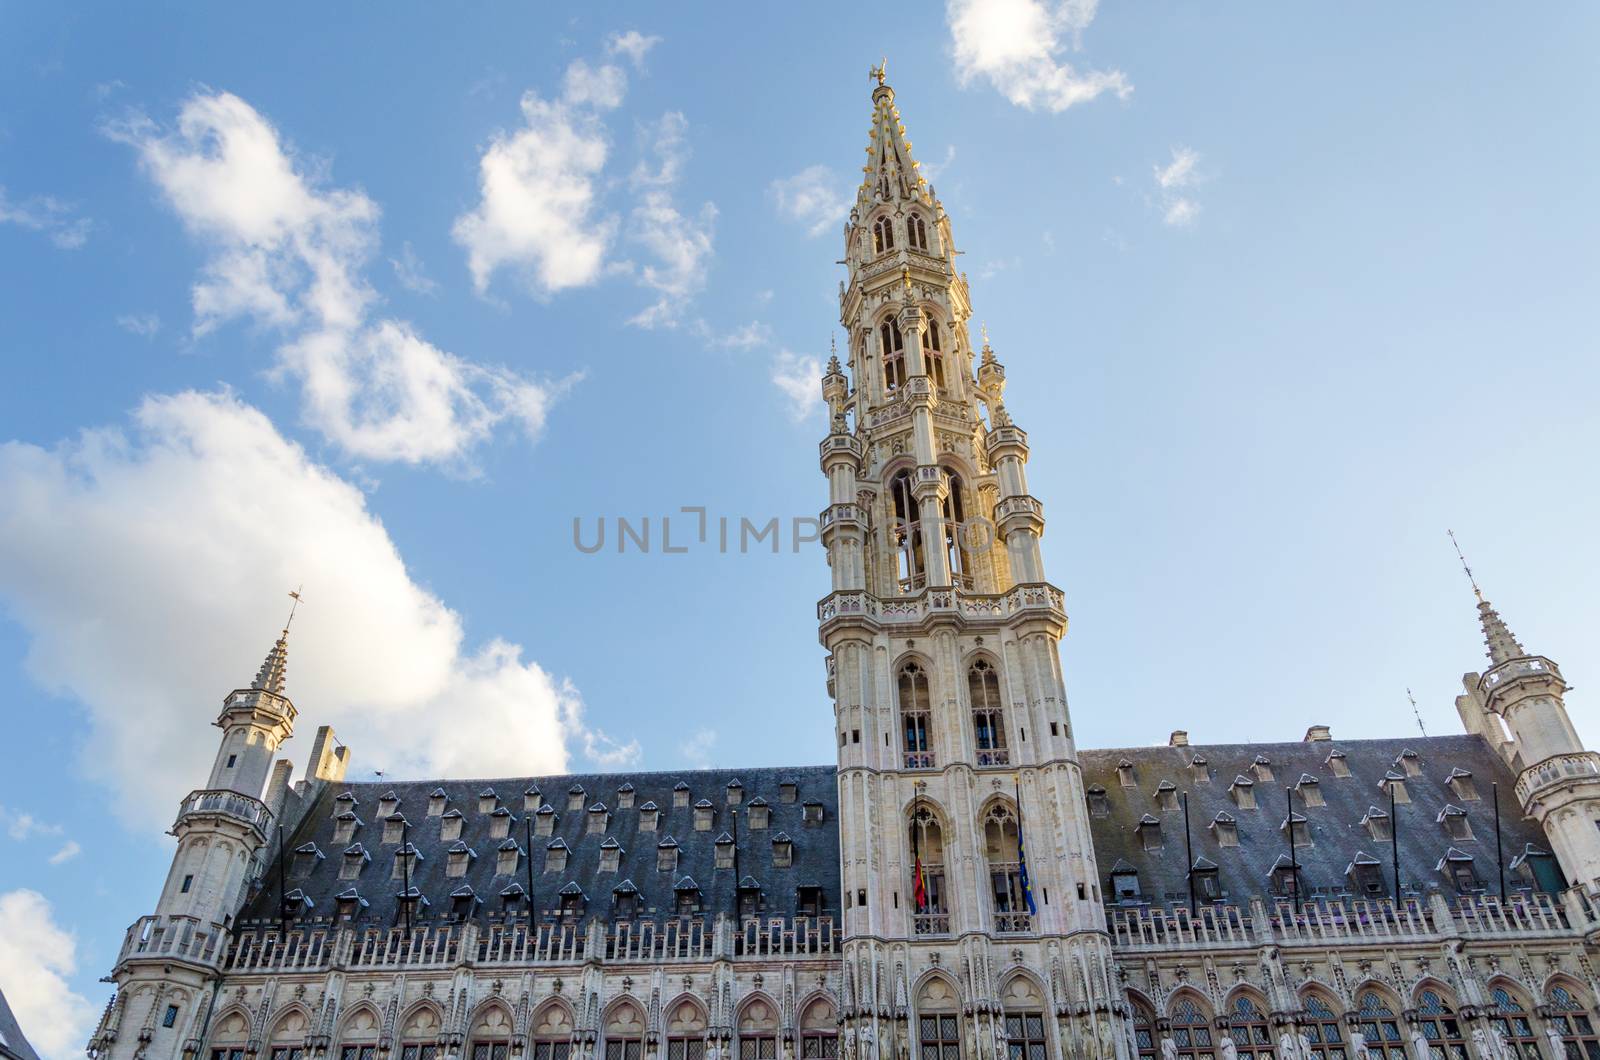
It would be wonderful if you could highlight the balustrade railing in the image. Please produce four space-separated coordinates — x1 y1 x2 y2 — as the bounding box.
174 788 273 835
1516 751 1600 805
913 913 951 936
116 915 225 968
818 584 1065 626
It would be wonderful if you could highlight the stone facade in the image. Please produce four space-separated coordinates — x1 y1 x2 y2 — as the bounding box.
90 73 1600 1060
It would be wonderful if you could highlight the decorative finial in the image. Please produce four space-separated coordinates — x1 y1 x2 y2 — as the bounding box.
284 585 304 634
870 58 888 88
1405 688 1428 737
1447 529 1483 602
981 321 990 348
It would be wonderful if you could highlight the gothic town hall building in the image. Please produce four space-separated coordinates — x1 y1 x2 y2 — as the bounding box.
91 74 1600 1060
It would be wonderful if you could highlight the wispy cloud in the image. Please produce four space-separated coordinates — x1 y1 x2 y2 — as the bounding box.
678 727 717 768
47 840 81 866
389 241 438 295
947 0 1130 113
1153 145 1203 227
1 806 62 841
770 165 849 238
0 185 91 249
771 350 823 422
116 312 161 337
607 30 661 68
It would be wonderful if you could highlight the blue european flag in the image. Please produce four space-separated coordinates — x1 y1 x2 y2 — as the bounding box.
1017 805 1038 916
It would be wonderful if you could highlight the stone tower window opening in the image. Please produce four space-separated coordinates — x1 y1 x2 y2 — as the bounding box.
940 466 972 590
981 801 1031 934
872 215 895 254
888 470 925 592
924 318 947 390
968 659 1008 766
908 804 949 935
907 212 929 252
881 319 906 391
898 660 935 769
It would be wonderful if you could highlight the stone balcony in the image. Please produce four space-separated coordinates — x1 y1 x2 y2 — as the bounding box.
172 787 274 839
115 914 227 971
817 582 1065 631
1515 751 1600 806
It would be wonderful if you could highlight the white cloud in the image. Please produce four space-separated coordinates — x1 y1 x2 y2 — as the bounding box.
1152 145 1203 227
0 185 91 249
678 727 717 768
0 806 62 841
389 241 437 295
115 312 161 337
623 112 715 328
0 390 622 828
771 350 822 422
769 165 849 238
920 145 958 184
0 890 97 1058
47 840 81 866
111 91 555 467
947 0 1131 112
562 59 628 111
606 30 661 68
692 320 771 351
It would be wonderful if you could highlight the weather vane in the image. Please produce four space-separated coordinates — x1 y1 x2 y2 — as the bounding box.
1406 687 1427 737
1446 529 1482 601
870 58 887 87
284 585 304 633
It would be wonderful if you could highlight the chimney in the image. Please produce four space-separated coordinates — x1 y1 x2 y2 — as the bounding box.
1168 730 1189 748
308 725 350 783
1303 725 1332 743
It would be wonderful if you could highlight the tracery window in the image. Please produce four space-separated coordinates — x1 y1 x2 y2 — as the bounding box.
890 470 925 593
969 660 1008 766
882 320 906 390
1129 998 1159 1059
917 978 962 1060
1168 997 1216 1060
400 1004 444 1060
800 998 839 1060
1299 993 1347 1059
738 998 779 1060
981 802 1030 934
603 1002 645 1060
908 803 949 935
468 1001 515 1060
1000 976 1048 1060
1222 995 1272 1058
898 661 934 769
1486 986 1542 1059
666 1000 708 1060
1353 991 1405 1059
1547 984 1600 1058
924 319 946 389
1412 990 1467 1059
908 213 929 251
941 468 972 590
873 216 895 254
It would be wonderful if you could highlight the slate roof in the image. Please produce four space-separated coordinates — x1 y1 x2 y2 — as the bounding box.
242 766 838 930
1079 734 1557 907
0 985 43 1060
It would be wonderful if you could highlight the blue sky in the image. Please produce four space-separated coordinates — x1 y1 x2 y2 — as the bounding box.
2 2 1599 1052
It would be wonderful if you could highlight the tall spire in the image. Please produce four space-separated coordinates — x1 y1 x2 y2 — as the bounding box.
857 62 931 209
251 629 289 695
1448 530 1526 666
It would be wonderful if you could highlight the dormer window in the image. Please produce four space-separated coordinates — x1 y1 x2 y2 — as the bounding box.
383 813 408 845
658 837 679 872
558 883 585 920
1396 750 1422 778
726 779 744 806
341 843 371 880
737 879 762 919
1380 773 1410 804
1447 769 1480 801
1189 755 1210 783
1296 775 1325 808
599 837 623 873
638 801 659 832
1136 814 1162 852
1439 805 1474 841
499 881 526 909
427 788 448 816
449 884 479 922
747 798 770 829
613 881 640 919
546 839 569 874
523 785 542 812
333 811 362 845
779 781 798 803
694 800 715 831
535 805 557 836
1210 812 1239 847
772 832 793 868
1229 776 1256 810
617 783 635 810
673 782 691 808
378 791 399 817
802 801 825 825
1439 848 1479 892
392 843 421 880
567 785 586 812
1153 781 1178 812
291 842 324 879
715 833 735 870
1282 812 1311 847
489 807 514 840
1086 786 1110 818
588 803 610 835
1326 750 1351 778
1116 760 1136 788
478 788 497 814
440 809 464 842
281 887 313 920
1253 757 1274 783
796 884 824 918
1510 844 1563 892
496 839 522 876
1362 807 1392 842
674 878 702 917
446 841 476 878
1270 856 1302 897
335 791 359 811
335 887 367 920
1109 860 1141 903
1190 857 1220 901
1347 852 1386 895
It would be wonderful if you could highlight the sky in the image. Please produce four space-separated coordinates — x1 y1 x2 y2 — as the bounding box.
1 2 1599 1053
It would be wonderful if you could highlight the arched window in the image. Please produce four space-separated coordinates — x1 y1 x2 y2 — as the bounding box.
1412 990 1467 1060
338 1006 382 1060
911 214 930 251
1486 985 1541 1059
1167 996 1215 1060
916 977 962 1060
532 1004 574 1060
604 1002 646 1060
968 660 1008 766
882 320 906 390
908 802 948 934
890 470 925 592
941 468 972 589
401 1005 445 1060
1547 984 1600 1057
666 1000 708 1060
800 998 838 1060
1000 976 1048 1060
981 802 1030 934
924 320 946 390
468 1004 516 1060
1222 995 1271 1058
269 1010 310 1060
899 661 934 769
873 216 895 254
1129 997 1159 1059
1299 993 1347 1059
1351 990 1407 1059
738 998 779 1060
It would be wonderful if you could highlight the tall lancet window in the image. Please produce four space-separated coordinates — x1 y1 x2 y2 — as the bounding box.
982 802 1030 934
881 320 906 390
924 320 947 390
908 213 929 251
890 470 925 592
940 468 972 589
908 803 949 935
898 661 934 770
873 215 895 254
968 660 1008 766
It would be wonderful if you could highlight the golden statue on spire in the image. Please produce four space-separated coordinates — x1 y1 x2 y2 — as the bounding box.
870 58 888 87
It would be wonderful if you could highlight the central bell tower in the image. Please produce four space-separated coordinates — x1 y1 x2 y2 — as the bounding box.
818 67 1129 1060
